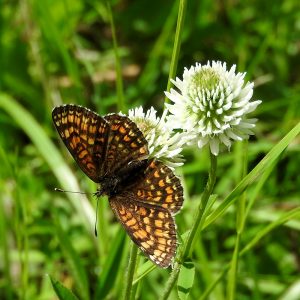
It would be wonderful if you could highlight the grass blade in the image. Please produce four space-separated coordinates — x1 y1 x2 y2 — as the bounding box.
0 152 13 300
94 228 126 299
105 1 125 112
165 0 187 99
241 206 300 255
49 275 79 300
55 218 90 300
203 121 300 229
200 206 300 299
0 93 95 236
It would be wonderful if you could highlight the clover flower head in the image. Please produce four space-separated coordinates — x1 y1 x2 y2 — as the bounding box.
128 106 189 168
165 61 262 155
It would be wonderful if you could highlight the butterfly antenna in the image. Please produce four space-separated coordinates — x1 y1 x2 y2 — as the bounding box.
94 197 100 237
55 188 99 236
54 188 93 195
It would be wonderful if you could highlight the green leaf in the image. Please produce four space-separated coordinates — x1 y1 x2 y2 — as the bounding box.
0 153 13 300
94 227 126 299
177 260 195 300
202 121 300 230
49 275 79 300
33 1 81 88
55 220 90 300
0 93 95 235
105 0 125 112
199 207 300 300
133 261 156 285
241 206 300 255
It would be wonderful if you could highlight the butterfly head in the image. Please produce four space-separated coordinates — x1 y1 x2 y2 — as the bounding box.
95 175 121 198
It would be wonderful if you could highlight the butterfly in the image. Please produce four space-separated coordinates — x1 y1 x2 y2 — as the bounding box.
52 104 183 268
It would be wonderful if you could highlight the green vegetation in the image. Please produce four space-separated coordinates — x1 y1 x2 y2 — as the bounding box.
0 0 300 299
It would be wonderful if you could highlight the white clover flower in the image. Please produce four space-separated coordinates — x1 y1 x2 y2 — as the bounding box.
165 61 262 155
128 106 190 168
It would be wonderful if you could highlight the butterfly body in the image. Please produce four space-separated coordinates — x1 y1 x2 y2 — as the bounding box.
96 159 148 198
52 104 183 268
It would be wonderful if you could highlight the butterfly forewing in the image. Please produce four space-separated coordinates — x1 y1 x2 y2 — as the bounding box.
52 105 109 182
103 114 149 175
109 198 177 268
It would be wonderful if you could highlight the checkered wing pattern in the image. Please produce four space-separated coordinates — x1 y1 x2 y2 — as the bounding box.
52 105 109 182
53 105 184 268
109 160 183 267
133 160 184 214
103 114 149 175
109 199 177 268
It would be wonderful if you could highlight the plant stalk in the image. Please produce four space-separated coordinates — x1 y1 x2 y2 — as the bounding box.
159 152 218 299
122 243 138 300
164 0 187 103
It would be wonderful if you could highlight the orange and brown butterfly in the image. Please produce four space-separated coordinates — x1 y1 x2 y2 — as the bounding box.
52 104 184 268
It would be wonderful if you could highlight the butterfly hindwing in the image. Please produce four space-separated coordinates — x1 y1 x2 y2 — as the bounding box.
52 104 109 182
131 160 184 214
108 159 183 267
109 197 177 268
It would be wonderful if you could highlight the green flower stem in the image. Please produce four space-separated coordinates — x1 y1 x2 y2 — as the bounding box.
160 261 181 300
164 0 187 103
106 0 125 112
183 153 217 258
122 243 138 300
160 152 218 299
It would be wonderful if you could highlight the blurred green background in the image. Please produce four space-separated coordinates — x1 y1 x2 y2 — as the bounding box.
0 0 300 299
